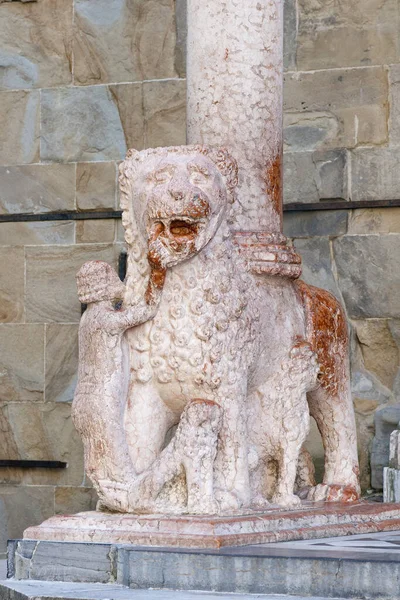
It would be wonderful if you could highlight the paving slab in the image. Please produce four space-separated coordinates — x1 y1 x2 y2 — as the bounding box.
0 580 354 600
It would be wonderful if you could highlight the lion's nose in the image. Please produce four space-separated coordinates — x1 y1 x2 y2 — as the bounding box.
170 190 185 202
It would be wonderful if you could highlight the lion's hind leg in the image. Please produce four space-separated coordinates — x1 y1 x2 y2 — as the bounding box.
296 282 360 502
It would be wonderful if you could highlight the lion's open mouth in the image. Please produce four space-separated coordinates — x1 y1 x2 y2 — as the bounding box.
169 219 198 239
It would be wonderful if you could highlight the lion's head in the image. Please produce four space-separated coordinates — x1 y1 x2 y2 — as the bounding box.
119 145 238 268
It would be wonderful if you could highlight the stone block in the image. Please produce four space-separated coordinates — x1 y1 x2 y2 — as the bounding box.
0 247 24 323
116 219 125 242
0 221 75 245
333 234 400 318
75 219 116 244
119 542 400 597
0 402 85 486
284 68 388 151
0 91 39 165
303 418 324 484
351 148 400 201
0 324 44 402
0 0 72 90
74 0 177 86
354 395 379 491
41 87 134 163
0 487 54 554
297 0 398 70
371 403 400 489
55 487 98 516
108 84 145 151
25 244 120 323
284 149 348 204
292 237 343 303
348 208 400 234
283 0 297 71
389 65 400 146
143 80 186 148
0 164 75 214
384 466 400 503
45 324 78 403
175 0 187 77
389 430 400 469
14 540 114 583
284 210 348 238
353 320 399 390
76 162 116 210
351 369 393 407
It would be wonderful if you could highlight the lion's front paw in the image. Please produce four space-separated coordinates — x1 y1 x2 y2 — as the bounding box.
272 493 302 508
189 498 220 515
307 483 360 503
251 494 271 510
214 489 243 512
96 480 130 512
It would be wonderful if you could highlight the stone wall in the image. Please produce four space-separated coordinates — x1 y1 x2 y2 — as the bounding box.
0 0 398 552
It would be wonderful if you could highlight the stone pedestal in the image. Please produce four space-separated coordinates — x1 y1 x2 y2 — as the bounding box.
23 502 400 549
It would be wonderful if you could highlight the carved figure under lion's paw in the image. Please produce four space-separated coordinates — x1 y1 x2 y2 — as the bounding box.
118 145 360 514
72 260 164 509
248 341 318 507
307 483 360 503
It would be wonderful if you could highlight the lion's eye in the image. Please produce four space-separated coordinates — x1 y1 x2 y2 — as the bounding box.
153 171 170 184
190 171 208 185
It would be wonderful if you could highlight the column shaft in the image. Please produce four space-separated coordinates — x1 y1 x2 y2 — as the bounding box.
186 0 283 233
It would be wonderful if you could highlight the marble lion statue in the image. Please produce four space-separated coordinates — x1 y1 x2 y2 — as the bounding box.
110 144 360 512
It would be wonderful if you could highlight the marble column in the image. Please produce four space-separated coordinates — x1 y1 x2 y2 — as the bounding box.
186 0 284 234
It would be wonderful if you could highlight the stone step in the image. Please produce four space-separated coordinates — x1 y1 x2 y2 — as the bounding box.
0 580 346 600
7 531 400 599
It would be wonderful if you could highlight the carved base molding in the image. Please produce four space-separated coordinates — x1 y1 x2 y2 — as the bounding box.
233 231 302 278
24 502 400 549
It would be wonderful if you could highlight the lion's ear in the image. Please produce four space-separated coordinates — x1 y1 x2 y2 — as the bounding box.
204 147 238 203
125 148 140 160
216 147 239 189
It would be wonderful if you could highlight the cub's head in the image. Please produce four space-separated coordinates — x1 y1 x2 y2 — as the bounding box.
119 145 238 267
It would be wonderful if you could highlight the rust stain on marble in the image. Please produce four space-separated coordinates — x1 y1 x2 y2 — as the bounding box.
264 151 283 219
295 281 348 397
